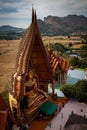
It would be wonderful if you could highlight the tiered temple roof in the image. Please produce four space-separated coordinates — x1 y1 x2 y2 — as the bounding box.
50 52 69 73
48 46 69 83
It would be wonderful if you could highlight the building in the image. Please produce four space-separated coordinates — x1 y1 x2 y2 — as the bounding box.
9 8 69 124
48 46 69 84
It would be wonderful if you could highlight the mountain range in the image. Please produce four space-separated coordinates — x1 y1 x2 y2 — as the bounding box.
38 15 87 35
0 25 24 32
0 15 87 35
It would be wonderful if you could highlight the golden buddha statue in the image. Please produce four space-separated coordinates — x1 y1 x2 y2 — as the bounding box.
24 69 48 114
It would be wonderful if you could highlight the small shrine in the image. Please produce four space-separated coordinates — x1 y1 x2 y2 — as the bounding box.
9 8 69 125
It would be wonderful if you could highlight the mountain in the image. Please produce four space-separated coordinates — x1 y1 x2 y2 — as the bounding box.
0 15 87 35
37 15 87 35
0 25 25 40
0 25 24 32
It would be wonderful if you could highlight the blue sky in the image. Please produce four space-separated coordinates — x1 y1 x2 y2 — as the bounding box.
0 0 87 28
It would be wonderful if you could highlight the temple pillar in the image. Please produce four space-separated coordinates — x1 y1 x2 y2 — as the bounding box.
52 82 55 95
59 71 61 84
58 72 60 83
62 72 64 83
16 102 21 117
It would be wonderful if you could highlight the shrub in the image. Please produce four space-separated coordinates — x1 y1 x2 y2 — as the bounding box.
60 80 87 102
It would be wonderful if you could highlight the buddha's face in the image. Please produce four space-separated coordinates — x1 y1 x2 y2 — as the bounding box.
28 70 34 79
28 69 37 79
33 77 37 82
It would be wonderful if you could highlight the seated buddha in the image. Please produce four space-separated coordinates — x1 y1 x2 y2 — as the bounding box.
24 69 49 114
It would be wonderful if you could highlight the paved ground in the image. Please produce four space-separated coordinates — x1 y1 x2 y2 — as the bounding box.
44 100 87 130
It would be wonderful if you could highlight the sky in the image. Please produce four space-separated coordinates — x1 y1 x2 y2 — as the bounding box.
0 0 87 28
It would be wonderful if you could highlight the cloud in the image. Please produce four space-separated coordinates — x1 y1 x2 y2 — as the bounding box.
0 0 87 27
0 7 18 13
27 0 87 18
0 0 21 2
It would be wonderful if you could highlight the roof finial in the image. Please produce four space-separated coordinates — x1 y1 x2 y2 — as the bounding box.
48 37 52 55
34 10 37 23
48 37 51 50
32 4 34 23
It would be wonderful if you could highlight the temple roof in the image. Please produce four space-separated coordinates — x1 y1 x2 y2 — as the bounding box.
15 8 52 81
49 51 69 73
11 8 69 100
11 8 53 100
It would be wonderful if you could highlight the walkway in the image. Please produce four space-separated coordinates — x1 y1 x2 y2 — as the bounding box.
44 100 87 130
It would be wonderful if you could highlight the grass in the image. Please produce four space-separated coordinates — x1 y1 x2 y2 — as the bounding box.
1 89 9 104
76 68 84 71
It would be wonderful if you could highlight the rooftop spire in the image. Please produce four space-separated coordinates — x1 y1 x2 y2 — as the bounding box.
34 10 37 23
32 5 37 24
32 5 34 23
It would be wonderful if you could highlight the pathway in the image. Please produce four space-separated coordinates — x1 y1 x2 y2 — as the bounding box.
44 100 87 130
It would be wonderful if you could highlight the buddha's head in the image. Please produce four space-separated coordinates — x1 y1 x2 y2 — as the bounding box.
28 69 37 79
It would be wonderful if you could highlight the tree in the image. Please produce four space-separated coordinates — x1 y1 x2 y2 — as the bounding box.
60 80 87 102
60 84 75 97
69 57 80 68
74 80 87 101
68 43 72 48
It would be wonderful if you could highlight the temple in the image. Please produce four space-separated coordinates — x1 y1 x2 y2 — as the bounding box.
9 8 69 122
48 49 69 84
